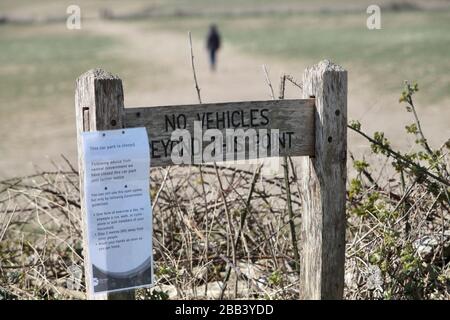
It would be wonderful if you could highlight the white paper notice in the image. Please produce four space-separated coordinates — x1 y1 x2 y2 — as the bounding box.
82 127 153 294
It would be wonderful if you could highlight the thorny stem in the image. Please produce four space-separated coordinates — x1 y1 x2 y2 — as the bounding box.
214 162 237 299
188 30 211 295
407 96 433 156
278 74 300 273
348 125 450 188
262 64 275 100
188 31 202 104
220 165 261 299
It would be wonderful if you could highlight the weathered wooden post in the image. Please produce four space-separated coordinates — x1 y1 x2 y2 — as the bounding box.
299 60 347 299
75 69 135 300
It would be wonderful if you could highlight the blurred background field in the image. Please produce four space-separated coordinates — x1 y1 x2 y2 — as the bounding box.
1 0 449 178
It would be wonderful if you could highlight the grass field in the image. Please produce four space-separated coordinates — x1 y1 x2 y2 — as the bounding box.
2 7 450 110
0 26 119 111
0 0 413 15
0 24 133 177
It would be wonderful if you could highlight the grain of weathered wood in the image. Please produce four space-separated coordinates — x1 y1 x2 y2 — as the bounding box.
299 60 347 299
75 69 135 300
124 99 315 167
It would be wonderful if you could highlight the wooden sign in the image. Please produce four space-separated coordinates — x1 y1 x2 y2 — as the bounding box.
75 60 347 301
124 99 315 167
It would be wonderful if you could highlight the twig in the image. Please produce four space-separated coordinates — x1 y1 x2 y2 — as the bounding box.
188 31 202 104
278 74 286 100
284 74 303 90
348 125 450 187
278 74 300 273
188 30 211 295
220 165 262 298
262 64 275 100
152 167 170 211
214 162 237 299
407 95 433 156
60 154 78 175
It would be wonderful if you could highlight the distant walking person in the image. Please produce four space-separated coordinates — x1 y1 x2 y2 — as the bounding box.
206 24 221 71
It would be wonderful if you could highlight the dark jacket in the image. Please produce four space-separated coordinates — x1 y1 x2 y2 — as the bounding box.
207 27 221 52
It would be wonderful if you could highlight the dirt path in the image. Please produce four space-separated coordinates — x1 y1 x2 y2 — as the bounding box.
91 21 305 106
1 19 448 179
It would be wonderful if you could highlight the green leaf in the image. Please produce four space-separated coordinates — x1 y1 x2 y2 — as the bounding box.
349 120 361 131
405 123 418 134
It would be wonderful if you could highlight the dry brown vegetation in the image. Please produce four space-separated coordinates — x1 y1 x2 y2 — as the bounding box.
0 161 303 299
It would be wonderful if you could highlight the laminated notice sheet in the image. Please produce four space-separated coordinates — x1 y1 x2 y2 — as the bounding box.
81 127 153 294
